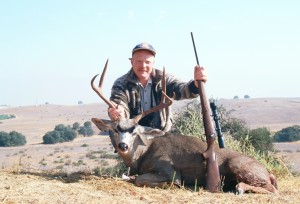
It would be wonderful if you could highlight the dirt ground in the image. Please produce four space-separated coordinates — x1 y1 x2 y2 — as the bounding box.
1 98 300 203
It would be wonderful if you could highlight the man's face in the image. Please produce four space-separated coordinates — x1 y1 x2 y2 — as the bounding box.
131 50 155 82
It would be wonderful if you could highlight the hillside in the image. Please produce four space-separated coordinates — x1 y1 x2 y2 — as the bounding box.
218 97 300 131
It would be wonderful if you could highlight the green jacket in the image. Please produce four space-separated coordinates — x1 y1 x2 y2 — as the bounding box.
110 68 199 132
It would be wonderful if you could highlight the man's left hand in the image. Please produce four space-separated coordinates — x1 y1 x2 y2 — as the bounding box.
194 65 207 87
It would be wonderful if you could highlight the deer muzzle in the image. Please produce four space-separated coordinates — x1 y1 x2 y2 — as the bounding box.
118 142 128 152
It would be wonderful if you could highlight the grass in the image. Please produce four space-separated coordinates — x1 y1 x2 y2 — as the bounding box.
1 169 300 204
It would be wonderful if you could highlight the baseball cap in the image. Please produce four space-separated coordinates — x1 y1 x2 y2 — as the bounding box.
132 43 156 56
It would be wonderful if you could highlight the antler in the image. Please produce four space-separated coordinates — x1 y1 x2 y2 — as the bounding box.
132 67 173 123
91 59 116 109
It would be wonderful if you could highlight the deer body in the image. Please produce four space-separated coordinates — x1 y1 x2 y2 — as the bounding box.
93 118 277 193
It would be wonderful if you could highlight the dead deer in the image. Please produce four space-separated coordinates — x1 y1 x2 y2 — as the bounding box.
91 59 278 194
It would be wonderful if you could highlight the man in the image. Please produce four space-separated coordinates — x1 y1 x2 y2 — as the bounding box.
108 43 207 132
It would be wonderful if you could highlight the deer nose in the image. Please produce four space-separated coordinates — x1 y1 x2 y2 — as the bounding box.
118 143 128 152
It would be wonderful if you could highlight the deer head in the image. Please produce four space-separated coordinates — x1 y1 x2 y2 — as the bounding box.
91 59 172 167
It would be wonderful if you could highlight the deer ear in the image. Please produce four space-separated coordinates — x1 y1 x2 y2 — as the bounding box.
91 118 114 131
140 126 165 139
137 134 150 146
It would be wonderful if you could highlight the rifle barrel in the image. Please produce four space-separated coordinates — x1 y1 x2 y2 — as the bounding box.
191 32 200 66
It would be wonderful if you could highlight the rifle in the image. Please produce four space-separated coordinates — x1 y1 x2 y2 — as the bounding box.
191 32 221 192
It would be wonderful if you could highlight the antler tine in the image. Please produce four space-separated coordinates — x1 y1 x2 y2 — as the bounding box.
91 59 116 109
133 67 173 124
99 58 109 88
162 67 166 100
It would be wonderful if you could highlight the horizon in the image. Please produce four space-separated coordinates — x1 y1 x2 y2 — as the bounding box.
1 96 300 108
1 1 299 106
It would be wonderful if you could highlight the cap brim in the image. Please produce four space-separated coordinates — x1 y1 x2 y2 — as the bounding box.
132 48 156 56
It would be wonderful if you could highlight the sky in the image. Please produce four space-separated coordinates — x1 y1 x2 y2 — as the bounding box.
0 0 299 107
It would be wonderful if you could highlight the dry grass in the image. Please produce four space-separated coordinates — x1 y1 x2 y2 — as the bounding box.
1 169 300 204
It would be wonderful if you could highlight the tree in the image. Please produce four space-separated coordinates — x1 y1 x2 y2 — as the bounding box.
244 95 250 99
43 131 62 144
220 117 249 141
0 131 26 147
0 131 9 146
78 121 94 136
273 125 300 142
233 95 239 99
54 124 68 132
72 122 80 131
43 124 77 144
249 127 274 153
78 126 88 136
62 130 77 141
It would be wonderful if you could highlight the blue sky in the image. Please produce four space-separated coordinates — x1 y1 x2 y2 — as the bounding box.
0 0 299 106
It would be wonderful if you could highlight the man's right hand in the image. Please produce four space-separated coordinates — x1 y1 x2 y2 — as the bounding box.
108 101 125 121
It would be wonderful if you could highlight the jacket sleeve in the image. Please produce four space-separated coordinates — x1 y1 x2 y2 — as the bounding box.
166 74 199 100
110 77 131 119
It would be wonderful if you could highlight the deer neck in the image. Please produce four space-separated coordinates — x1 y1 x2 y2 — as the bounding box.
120 138 152 172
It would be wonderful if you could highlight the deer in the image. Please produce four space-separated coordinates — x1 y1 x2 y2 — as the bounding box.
90 59 278 194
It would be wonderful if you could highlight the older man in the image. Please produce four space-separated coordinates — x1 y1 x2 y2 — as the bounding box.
108 43 207 132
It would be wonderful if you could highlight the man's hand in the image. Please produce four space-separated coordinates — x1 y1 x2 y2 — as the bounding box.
194 65 207 87
108 101 125 121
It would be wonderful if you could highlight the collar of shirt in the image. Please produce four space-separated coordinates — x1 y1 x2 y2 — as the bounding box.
137 77 152 88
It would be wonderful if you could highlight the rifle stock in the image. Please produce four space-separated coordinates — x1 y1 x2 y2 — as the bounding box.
191 32 221 192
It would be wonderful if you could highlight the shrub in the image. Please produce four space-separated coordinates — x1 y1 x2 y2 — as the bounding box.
0 131 26 147
43 124 77 144
72 122 80 131
248 127 274 153
62 129 77 141
43 131 62 144
273 125 300 142
0 114 16 120
218 105 249 141
171 100 204 138
54 124 69 132
78 121 94 136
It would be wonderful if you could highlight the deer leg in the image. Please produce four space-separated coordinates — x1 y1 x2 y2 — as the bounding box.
236 182 278 195
135 173 169 188
269 173 278 189
135 172 181 189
